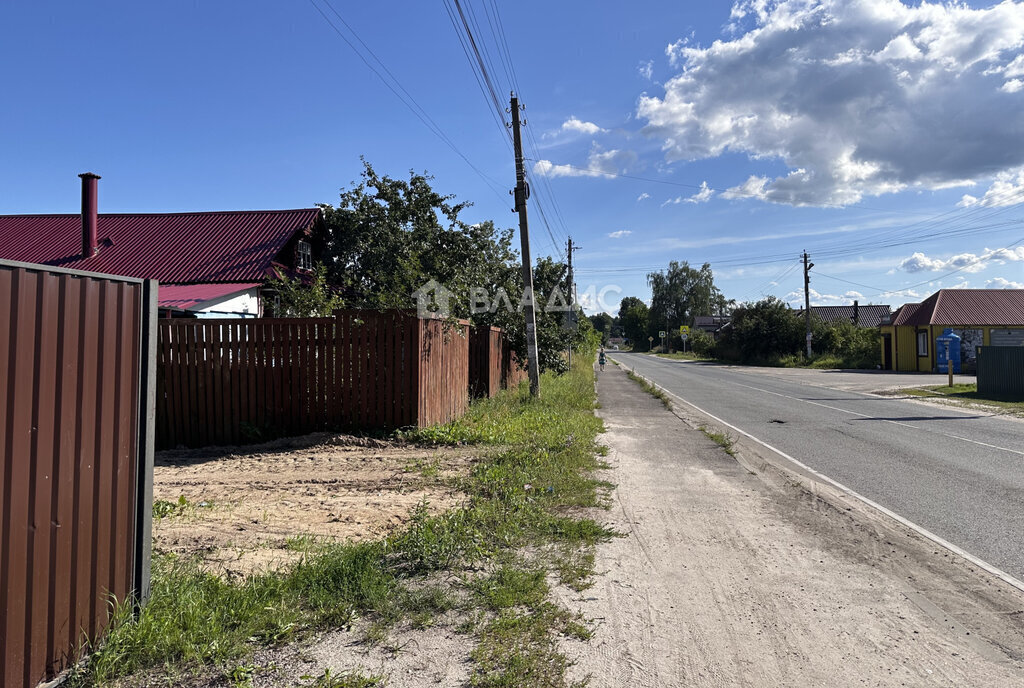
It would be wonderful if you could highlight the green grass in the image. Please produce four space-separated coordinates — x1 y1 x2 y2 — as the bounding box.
699 426 736 457
79 541 395 683
625 370 672 409
653 352 710 361
81 356 612 687
470 602 590 688
900 383 1024 416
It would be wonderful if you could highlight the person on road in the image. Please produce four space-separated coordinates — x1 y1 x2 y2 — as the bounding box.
598 348 606 372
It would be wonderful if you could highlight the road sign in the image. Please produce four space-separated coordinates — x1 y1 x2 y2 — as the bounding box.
681 333 689 341
659 330 666 338
679 325 690 335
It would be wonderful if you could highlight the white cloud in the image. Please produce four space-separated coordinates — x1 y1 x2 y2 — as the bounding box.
721 175 770 201
664 181 715 206
638 60 654 81
956 167 1024 208
561 116 606 136
608 230 633 238
636 192 651 202
898 247 1024 274
533 145 638 178
783 288 865 308
543 116 607 140
687 181 714 203
986 276 1024 289
638 0 1024 206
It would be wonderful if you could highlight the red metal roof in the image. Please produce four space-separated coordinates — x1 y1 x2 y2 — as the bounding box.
895 289 1024 326
890 302 922 326
0 208 319 283
158 282 261 310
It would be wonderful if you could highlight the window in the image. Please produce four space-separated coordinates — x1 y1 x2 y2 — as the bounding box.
917 330 928 356
297 240 313 271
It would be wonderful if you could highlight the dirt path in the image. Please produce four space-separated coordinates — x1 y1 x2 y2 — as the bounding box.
556 362 1024 687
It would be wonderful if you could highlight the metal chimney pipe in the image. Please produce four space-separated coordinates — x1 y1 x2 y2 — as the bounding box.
79 172 101 258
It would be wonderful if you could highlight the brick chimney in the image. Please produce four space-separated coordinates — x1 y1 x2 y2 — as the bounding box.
79 172 100 258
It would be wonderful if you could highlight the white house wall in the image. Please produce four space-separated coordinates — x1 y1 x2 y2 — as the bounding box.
193 288 261 318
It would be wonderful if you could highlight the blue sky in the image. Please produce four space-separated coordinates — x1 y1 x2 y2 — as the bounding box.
3 0 1024 314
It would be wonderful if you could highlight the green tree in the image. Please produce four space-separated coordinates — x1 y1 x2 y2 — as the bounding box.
588 313 614 343
646 261 728 333
265 263 344 317
316 160 592 373
618 296 650 349
317 160 519 316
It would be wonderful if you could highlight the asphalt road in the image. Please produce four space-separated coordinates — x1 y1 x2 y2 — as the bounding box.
609 353 1024 581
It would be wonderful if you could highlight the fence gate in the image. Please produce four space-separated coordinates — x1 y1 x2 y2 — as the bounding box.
0 259 157 688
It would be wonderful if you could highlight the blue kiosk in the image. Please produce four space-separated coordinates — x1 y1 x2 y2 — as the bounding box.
935 328 962 374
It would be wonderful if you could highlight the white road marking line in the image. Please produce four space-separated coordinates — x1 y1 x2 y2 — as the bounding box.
613 359 1024 595
722 379 1024 458
626 355 1024 457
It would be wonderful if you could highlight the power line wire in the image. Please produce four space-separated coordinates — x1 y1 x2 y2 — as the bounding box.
308 0 509 203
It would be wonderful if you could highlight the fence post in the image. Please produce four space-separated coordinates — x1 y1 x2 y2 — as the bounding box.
411 313 424 426
133 279 158 608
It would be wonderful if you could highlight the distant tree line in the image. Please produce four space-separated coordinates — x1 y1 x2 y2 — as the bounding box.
605 259 880 368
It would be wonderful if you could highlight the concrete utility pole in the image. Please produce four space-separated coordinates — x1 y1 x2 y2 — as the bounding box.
510 94 541 396
566 236 580 368
803 251 814 358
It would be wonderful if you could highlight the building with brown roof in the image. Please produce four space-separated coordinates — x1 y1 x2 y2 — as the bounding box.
795 303 891 329
879 289 1024 372
0 173 323 317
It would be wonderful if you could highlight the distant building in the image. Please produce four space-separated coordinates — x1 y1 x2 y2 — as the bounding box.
0 173 323 318
693 315 730 338
879 289 1024 372
795 303 892 329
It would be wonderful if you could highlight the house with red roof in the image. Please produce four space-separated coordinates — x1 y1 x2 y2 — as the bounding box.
879 289 1024 372
0 173 322 317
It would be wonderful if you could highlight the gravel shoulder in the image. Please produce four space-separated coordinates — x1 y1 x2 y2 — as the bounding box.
556 362 1024 687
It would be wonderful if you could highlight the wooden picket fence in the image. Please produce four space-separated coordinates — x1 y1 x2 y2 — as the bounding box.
156 310 470 449
469 326 503 398
502 346 528 390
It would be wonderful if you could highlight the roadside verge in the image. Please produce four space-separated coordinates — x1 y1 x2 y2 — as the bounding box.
564 359 1024 685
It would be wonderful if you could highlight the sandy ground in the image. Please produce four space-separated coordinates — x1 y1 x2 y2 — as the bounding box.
555 362 1024 687
153 434 474 576
238 613 476 688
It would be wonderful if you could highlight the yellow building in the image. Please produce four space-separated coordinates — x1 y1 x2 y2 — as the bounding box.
880 289 1024 372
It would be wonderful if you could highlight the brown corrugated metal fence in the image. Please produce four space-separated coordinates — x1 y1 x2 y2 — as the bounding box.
157 310 475 449
977 346 1024 397
1 259 156 688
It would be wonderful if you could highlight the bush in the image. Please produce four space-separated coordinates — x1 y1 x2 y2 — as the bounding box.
714 298 882 368
687 329 716 356
717 297 802 363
